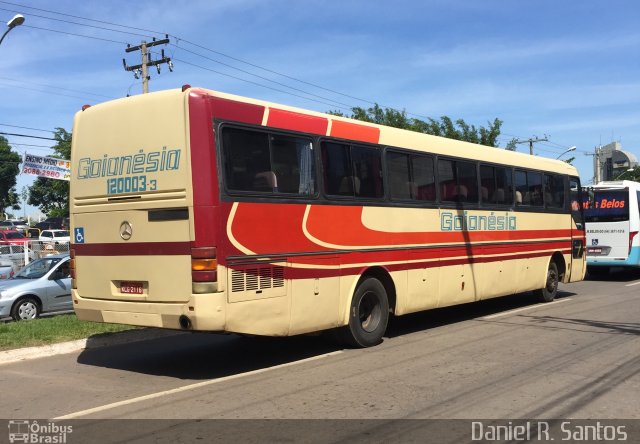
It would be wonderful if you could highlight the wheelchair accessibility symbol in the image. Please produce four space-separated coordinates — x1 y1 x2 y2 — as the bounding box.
74 227 85 244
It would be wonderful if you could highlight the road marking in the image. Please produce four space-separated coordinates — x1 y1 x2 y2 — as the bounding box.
481 298 572 320
53 350 343 420
625 281 640 287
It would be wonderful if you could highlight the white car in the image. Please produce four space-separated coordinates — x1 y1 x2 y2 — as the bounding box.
39 230 71 244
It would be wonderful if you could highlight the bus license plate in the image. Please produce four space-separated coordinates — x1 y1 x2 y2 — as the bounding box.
120 281 144 294
587 248 602 254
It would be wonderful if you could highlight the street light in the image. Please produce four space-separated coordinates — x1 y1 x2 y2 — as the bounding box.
555 146 576 160
614 168 634 180
0 14 25 46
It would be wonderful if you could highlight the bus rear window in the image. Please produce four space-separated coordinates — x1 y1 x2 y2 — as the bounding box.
584 190 629 222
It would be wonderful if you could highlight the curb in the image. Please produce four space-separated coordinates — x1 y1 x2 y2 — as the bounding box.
0 328 187 366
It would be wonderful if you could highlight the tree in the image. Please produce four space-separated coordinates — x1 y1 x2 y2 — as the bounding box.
505 138 518 151
617 166 640 181
329 104 503 147
0 136 22 215
27 128 71 217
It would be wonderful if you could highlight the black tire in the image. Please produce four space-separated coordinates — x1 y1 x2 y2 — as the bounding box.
535 261 559 302
11 297 41 321
336 277 389 348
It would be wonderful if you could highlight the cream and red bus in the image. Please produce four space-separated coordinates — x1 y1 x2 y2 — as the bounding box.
70 86 586 347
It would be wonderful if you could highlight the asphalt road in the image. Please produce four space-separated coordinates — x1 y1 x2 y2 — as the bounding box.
1 269 639 425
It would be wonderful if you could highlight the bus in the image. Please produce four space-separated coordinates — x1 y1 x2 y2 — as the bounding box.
70 86 586 348
584 180 640 275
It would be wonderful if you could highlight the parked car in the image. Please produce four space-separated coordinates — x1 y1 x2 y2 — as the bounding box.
0 244 36 279
0 220 29 231
0 254 71 321
33 217 69 231
0 230 27 245
39 230 71 244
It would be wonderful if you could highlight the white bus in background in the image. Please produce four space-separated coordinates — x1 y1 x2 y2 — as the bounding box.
585 180 640 275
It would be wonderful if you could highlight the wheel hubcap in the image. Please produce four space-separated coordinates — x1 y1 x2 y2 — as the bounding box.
19 302 37 319
358 291 381 332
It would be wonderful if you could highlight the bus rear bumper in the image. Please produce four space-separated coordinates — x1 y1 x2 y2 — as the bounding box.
72 290 227 332
586 246 640 267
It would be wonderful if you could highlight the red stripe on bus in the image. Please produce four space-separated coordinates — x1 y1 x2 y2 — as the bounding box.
231 249 572 280
227 202 329 253
267 108 329 135
330 120 380 144
74 242 191 256
230 241 570 268
304 205 571 246
189 92 221 247
227 203 572 253
208 95 265 125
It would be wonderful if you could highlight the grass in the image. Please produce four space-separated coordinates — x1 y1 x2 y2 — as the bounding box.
0 313 136 351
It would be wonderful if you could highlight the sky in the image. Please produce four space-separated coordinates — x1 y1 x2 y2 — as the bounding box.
1 0 639 218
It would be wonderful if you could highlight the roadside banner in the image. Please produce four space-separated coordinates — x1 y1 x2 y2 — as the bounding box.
21 153 71 181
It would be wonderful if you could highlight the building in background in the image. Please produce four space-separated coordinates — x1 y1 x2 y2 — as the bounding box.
594 142 638 183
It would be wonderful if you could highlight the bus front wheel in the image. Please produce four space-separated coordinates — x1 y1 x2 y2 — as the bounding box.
535 261 559 303
337 277 389 348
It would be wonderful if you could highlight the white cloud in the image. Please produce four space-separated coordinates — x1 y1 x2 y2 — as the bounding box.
412 34 640 69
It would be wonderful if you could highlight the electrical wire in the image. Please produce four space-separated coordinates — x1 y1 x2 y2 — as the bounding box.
0 0 165 36
0 82 95 101
3 1 433 119
0 6 158 39
4 1 510 132
0 132 56 141
0 123 53 134
0 76 114 100
170 45 354 110
173 58 354 113
22 24 126 44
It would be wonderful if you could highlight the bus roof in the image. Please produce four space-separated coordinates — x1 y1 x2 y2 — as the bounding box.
78 87 580 177
592 180 640 190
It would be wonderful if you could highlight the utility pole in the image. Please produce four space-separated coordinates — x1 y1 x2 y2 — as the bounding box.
583 145 602 184
123 36 173 94
515 135 549 155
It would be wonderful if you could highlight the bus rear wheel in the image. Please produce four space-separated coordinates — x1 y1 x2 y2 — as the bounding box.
535 261 559 303
337 277 389 348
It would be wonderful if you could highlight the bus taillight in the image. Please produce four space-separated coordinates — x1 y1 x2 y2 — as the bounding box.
70 248 76 288
629 231 638 254
191 247 217 293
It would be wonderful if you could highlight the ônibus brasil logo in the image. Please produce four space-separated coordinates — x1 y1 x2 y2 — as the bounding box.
8 420 72 443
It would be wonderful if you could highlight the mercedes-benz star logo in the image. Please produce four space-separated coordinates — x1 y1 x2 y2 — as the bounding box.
120 221 133 241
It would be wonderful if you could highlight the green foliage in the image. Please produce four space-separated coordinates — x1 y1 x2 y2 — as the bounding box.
505 138 518 151
0 136 22 214
333 104 503 147
27 128 71 217
615 166 640 181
